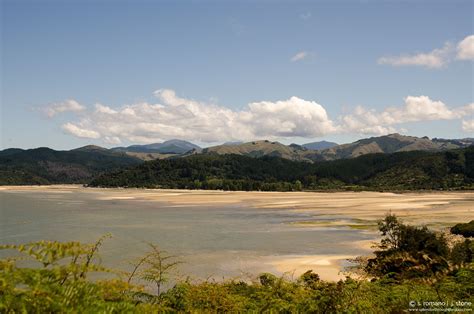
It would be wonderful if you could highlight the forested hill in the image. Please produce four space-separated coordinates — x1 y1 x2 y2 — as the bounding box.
89 146 474 191
0 147 141 185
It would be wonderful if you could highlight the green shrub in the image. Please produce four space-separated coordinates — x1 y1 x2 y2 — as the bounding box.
451 220 474 238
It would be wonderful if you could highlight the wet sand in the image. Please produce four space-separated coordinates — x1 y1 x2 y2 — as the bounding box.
1 185 473 281
3 185 471 226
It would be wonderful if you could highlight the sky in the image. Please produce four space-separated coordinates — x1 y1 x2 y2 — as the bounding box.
1 0 473 150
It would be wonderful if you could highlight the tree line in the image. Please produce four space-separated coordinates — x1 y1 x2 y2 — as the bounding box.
89 146 474 191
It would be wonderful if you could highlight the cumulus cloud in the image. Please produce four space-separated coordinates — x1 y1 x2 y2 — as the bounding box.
42 100 85 117
462 120 474 133
377 43 452 69
457 35 474 60
291 51 308 62
339 95 471 135
53 89 335 143
95 104 118 114
50 90 473 143
246 97 337 137
61 123 100 139
455 103 474 117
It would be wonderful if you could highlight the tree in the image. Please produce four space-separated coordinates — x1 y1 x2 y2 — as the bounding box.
128 243 181 295
294 180 303 191
377 214 402 251
366 214 450 280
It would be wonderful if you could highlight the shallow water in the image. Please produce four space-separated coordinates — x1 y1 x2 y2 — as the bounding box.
0 188 381 280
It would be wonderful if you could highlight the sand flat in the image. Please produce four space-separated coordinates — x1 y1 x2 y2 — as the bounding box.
2 185 473 280
265 254 355 281
2 186 473 227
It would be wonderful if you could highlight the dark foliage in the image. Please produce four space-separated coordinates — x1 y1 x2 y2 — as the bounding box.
0 147 141 185
89 147 474 191
366 215 473 280
451 220 474 238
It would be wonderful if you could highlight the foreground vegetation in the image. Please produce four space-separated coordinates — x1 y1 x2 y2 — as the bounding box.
1 216 473 313
90 146 474 191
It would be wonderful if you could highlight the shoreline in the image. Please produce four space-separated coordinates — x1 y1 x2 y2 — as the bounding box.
1 184 473 194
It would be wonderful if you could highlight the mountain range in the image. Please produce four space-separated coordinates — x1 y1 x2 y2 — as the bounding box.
1 134 473 185
112 139 201 154
98 134 474 163
301 141 338 150
202 134 473 162
310 134 474 161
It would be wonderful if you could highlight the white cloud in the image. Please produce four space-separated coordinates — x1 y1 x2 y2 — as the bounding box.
246 97 337 137
62 123 100 139
104 136 122 144
54 90 335 143
462 120 474 133
339 95 470 135
455 103 474 117
377 43 452 69
42 100 85 117
378 34 474 68
51 90 472 143
95 103 117 114
456 35 474 60
291 51 308 62
400 95 458 121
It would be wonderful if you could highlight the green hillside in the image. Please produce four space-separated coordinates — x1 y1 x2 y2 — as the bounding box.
112 139 201 154
0 147 142 185
201 134 472 162
310 133 473 161
203 140 313 162
89 146 474 191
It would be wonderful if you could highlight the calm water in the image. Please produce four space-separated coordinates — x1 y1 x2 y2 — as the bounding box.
0 189 374 280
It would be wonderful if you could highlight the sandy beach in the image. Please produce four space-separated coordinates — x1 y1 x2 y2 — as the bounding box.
2 185 473 281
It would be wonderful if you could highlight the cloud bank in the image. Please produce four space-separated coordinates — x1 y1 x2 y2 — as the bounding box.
46 89 473 144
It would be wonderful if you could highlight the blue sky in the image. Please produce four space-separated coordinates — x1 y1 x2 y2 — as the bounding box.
1 0 473 149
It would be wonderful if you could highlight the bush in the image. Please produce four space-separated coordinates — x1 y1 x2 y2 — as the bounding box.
366 215 451 280
451 220 474 238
